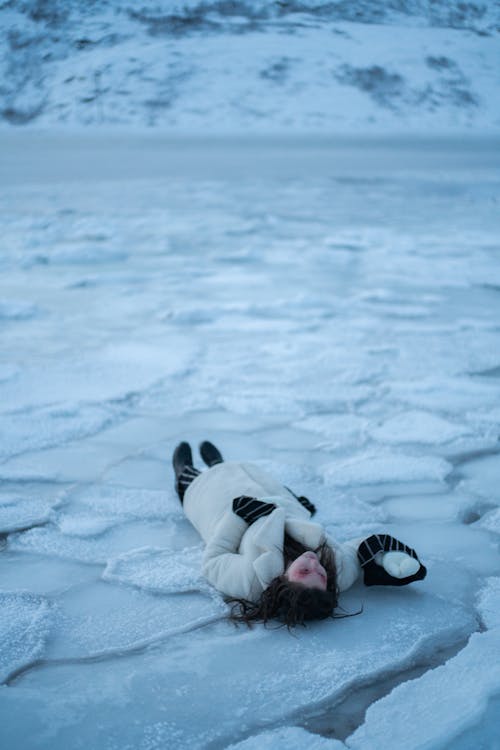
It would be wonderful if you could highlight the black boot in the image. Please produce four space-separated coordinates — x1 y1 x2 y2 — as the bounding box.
199 440 224 467
173 442 200 502
173 441 193 479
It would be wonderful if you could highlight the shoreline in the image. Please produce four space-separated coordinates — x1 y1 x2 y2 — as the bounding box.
2 131 499 185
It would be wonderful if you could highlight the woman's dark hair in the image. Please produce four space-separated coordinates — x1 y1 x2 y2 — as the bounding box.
227 533 345 629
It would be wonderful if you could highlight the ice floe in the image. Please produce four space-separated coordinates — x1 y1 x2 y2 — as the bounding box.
47 580 226 659
322 452 452 487
458 453 500 504
368 410 471 445
346 629 500 750
0 481 68 530
9 516 199 564
0 590 478 747
103 546 210 595
0 592 54 683
0 403 114 461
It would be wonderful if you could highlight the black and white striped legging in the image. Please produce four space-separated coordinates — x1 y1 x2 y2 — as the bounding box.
176 465 201 502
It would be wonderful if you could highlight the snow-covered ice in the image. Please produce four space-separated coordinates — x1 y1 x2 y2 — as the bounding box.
1 128 500 749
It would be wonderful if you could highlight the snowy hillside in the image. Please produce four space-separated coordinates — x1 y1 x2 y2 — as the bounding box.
1 0 499 133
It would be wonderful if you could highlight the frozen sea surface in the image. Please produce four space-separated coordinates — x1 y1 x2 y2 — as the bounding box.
0 135 500 749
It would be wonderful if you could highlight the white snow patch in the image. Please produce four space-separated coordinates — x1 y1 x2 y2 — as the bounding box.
58 515 117 538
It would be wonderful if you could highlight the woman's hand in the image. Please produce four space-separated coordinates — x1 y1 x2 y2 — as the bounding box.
380 551 421 578
357 534 427 586
232 496 276 526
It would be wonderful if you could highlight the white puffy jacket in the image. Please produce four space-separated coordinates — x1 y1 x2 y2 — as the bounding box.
183 461 363 602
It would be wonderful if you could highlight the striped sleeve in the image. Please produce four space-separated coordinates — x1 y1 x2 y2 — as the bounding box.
232 496 276 526
357 534 418 566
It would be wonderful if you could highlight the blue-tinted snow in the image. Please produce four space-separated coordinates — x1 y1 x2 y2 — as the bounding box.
0 137 499 750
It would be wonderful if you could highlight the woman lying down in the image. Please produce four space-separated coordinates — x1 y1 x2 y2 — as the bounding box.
172 441 427 628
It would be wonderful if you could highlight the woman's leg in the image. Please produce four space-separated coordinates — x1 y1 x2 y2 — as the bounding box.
173 442 201 503
199 440 224 468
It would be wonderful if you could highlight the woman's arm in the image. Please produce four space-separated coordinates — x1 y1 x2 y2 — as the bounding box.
357 534 427 586
328 534 427 591
327 536 365 592
202 510 260 600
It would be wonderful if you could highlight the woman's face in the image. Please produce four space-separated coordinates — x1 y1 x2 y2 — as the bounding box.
285 551 327 591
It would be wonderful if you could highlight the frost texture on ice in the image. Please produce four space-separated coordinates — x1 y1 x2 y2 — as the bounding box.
0 403 115 460
103 545 212 594
0 592 54 682
57 515 117 538
8 517 191 564
322 452 451 486
68 485 174 521
0 495 53 532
